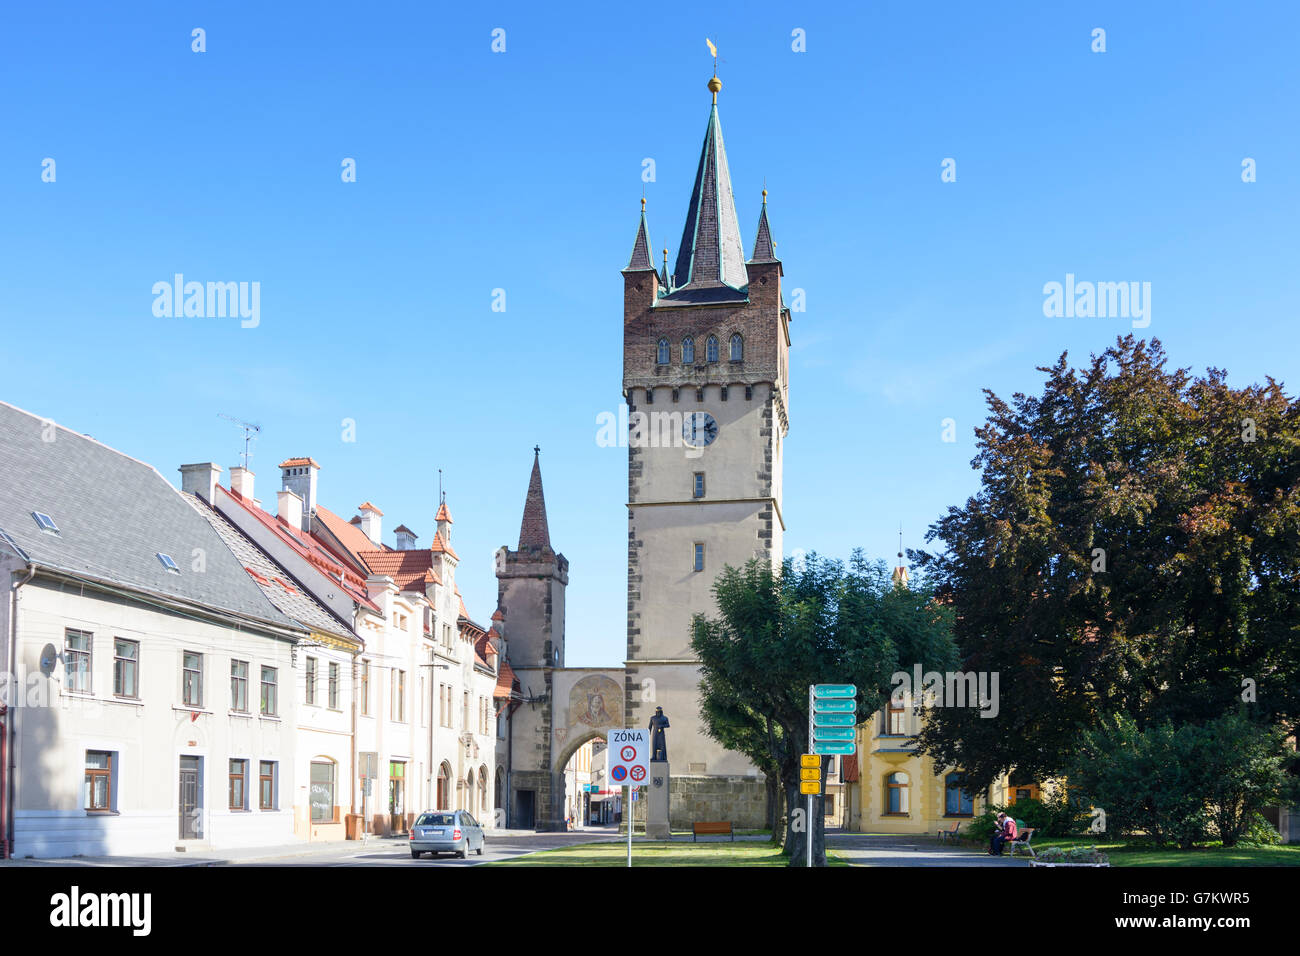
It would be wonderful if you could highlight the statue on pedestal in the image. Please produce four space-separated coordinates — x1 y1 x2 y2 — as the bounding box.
648 706 670 762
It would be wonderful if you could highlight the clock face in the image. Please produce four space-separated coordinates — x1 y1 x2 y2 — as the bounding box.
683 412 719 448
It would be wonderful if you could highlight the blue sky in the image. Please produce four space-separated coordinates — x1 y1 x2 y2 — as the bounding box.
2 2 1297 665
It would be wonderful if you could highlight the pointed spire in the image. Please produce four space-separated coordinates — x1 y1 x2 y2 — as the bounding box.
623 198 655 273
892 524 909 588
671 76 748 294
750 189 779 263
660 248 671 291
518 446 551 552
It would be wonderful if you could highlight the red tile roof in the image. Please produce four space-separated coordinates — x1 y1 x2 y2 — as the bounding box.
430 530 459 561
358 501 383 515
358 548 439 593
314 504 385 568
279 457 320 468
435 501 453 523
494 660 517 699
221 486 377 611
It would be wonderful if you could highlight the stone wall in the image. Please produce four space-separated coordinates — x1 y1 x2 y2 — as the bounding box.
630 774 767 830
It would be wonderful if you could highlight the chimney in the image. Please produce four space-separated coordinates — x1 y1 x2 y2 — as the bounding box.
230 466 255 501
278 489 303 533
358 502 383 546
279 458 319 532
179 463 221 503
394 524 418 551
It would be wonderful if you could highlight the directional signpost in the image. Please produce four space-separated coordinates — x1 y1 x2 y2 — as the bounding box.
607 728 650 867
805 683 858 867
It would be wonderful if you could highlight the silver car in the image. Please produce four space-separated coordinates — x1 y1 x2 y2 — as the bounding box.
410 810 485 859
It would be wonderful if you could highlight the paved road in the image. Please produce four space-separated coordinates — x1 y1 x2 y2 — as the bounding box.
2 827 623 868
242 827 623 867
827 831 1030 867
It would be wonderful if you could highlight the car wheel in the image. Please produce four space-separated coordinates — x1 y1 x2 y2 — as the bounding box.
457 842 467 859
476 843 483 856
411 850 421 859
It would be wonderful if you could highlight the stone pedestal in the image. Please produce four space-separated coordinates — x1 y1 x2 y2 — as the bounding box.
647 761 671 839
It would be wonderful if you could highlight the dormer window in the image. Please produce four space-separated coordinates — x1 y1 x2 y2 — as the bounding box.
32 512 59 535
706 336 719 363
157 552 181 574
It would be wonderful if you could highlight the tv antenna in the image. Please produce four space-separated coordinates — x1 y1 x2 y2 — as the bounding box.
218 413 261 469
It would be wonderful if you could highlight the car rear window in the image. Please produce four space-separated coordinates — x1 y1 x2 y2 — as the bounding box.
415 813 456 827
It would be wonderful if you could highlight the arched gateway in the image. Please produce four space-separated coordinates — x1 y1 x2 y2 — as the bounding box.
493 451 629 831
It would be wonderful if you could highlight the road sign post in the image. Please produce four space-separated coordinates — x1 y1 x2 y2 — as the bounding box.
806 683 858 867
607 728 651 867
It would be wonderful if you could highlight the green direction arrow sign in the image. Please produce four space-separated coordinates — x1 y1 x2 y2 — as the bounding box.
814 684 856 698
814 713 856 727
813 741 856 756
813 698 856 713
812 727 855 741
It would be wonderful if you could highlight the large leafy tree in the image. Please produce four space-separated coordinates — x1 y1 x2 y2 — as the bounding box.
915 336 1300 789
692 552 957 865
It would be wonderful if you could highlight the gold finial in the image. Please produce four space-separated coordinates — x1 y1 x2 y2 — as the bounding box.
708 74 722 103
641 197 646 211
762 188 768 201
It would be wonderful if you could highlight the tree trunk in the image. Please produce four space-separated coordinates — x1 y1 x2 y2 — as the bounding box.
765 772 781 844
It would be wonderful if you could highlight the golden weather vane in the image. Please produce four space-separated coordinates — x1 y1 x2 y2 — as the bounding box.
705 38 721 103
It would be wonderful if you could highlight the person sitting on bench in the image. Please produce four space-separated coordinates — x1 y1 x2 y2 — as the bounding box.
989 811 1017 856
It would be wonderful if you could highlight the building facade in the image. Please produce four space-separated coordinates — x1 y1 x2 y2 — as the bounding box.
0 403 304 858
621 73 790 826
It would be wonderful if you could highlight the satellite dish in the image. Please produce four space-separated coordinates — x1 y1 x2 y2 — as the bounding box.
39 643 58 675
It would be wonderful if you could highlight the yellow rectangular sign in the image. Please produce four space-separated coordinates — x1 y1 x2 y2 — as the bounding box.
800 754 820 769
800 767 820 781
800 781 822 795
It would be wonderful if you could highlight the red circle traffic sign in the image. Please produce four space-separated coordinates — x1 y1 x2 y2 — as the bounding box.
621 746 636 761
610 765 627 782
630 765 646 781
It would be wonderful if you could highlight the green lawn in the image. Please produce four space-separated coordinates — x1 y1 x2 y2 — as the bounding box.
996 836 1300 867
487 840 850 867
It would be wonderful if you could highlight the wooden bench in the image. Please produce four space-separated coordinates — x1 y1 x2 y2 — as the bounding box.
692 821 735 842
1006 825 1036 858
937 821 961 844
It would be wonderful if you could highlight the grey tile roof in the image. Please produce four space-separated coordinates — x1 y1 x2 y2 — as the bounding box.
750 200 778 263
0 401 302 631
183 492 359 645
671 103 749 297
623 208 655 273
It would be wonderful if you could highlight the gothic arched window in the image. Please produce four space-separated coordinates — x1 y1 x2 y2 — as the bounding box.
682 337 695 364
730 334 743 361
706 335 719 363
656 339 670 365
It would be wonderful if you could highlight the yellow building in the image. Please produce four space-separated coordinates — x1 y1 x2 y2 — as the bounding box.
840 564 1040 834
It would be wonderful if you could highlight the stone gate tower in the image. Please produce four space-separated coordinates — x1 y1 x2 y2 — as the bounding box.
621 73 791 826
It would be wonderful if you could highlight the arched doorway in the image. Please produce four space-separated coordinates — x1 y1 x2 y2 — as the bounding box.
436 762 451 810
554 732 603 831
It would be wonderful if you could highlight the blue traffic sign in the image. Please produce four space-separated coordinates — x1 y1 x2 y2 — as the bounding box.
814 684 856 698
814 712 856 727
813 698 856 713
812 726 855 741
812 741 856 755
